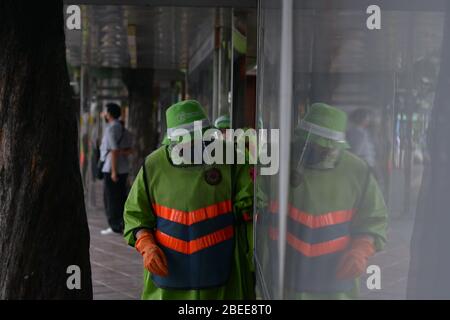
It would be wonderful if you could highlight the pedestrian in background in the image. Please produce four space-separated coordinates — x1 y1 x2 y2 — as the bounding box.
100 103 132 235
347 108 376 168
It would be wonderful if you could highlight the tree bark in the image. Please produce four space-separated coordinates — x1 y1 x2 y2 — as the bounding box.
0 1 92 299
123 69 157 178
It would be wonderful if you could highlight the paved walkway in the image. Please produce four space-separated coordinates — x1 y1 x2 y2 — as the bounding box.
89 208 143 300
360 217 413 299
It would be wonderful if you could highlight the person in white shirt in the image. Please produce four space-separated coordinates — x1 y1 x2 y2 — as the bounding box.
99 103 132 235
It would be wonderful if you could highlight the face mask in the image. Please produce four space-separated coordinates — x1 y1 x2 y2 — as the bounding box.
305 146 341 169
294 139 341 169
304 146 325 165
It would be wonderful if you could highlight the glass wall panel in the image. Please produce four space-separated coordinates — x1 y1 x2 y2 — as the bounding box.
256 0 450 299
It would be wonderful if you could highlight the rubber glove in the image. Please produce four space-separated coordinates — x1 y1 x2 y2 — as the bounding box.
135 229 169 277
336 236 375 279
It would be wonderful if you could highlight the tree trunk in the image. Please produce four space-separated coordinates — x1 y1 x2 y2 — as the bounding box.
124 69 157 178
0 2 92 299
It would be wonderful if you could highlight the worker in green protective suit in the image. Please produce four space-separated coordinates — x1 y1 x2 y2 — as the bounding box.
124 100 255 300
268 103 387 299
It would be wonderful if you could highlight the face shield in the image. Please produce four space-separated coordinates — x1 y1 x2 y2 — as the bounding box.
292 120 347 172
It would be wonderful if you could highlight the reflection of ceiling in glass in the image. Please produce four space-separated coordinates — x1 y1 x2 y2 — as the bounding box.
292 11 445 73
285 9 445 110
66 5 216 70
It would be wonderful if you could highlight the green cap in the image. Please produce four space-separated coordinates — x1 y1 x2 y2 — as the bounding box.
295 103 350 149
214 114 231 129
166 100 211 142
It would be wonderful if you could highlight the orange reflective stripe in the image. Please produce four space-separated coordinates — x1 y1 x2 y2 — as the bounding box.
152 200 232 226
269 201 354 229
286 233 350 257
269 227 349 257
155 226 234 254
288 207 355 229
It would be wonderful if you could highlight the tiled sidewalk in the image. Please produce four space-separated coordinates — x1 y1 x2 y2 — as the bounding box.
359 217 414 299
88 208 143 300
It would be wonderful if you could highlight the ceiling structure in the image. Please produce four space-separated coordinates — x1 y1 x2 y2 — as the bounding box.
66 6 231 71
65 2 443 111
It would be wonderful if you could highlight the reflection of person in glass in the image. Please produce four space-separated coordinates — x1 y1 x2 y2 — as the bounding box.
288 103 387 299
346 108 376 169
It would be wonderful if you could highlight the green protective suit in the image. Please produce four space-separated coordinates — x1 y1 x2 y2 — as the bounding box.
123 145 255 300
259 149 387 300
287 150 388 299
236 131 257 273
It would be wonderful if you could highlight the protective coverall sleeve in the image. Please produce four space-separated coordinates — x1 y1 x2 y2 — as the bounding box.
123 166 156 247
351 173 388 251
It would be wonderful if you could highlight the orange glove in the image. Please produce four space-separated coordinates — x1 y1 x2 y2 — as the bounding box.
336 236 375 280
135 230 169 277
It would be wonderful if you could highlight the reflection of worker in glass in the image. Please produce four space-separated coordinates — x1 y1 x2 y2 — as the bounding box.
346 108 376 169
287 103 387 299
